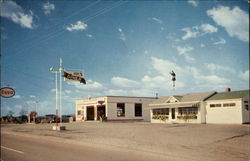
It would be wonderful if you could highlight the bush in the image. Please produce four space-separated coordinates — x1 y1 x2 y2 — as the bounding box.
152 115 168 121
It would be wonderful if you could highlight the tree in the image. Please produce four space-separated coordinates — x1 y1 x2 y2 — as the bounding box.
29 111 38 122
19 109 27 116
7 110 14 117
6 110 15 122
19 109 28 123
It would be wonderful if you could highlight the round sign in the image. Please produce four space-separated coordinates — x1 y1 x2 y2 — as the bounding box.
0 87 15 98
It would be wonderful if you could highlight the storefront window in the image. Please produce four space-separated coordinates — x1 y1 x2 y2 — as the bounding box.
178 107 198 115
117 103 125 117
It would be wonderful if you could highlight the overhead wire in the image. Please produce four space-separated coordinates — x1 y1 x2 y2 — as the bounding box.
5 1 127 59
8 0 101 51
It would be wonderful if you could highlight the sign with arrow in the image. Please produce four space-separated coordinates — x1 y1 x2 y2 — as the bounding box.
63 71 86 84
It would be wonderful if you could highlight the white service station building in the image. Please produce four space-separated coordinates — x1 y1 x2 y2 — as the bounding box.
76 96 156 122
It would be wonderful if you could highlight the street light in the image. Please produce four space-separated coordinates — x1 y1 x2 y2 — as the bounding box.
50 58 65 130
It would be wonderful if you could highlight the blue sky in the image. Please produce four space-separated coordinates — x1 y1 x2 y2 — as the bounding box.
1 0 249 116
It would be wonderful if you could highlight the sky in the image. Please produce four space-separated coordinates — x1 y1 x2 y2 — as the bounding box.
0 0 249 116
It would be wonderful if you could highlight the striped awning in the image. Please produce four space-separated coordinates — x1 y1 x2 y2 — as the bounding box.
148 101 200 109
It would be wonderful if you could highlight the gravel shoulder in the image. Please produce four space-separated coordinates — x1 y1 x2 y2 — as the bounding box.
1 122 250 161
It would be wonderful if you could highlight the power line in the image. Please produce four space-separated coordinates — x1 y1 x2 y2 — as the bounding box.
5 1 127 59
8 1 101 51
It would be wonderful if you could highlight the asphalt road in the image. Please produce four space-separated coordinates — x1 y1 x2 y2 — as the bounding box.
1 133 170 161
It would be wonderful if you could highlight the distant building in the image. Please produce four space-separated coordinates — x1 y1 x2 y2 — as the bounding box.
76 96 156 122
149 89 249 124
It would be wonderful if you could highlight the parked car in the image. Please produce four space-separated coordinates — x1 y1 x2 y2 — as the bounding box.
45 114 56 123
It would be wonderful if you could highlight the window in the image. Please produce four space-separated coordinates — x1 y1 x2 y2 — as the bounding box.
135 104 142 117
210 104 221 108
178 107 198 115
117 103 125 117
245 105 249 111
223 103 236 107
77 110 81 115
152 108 169 115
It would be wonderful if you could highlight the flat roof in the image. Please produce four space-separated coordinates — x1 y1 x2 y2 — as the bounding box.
76 95 157 100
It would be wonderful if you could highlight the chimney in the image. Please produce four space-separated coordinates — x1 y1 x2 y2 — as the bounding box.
225 88 231 92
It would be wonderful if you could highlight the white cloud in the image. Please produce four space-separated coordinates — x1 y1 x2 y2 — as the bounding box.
176 46 193 55
181 27 199 40
151 57 182 77
105 89 127 96
0 0 35 29
86 34 93 38
68 79 103 90
200 24 218 34
188 0 198 7
29 95 36 98
213 38 226 45
43 2 55 15
111 77 139 88
200 44 206 47
14 105 23 109
150 17 163 24
175 46 195 63
65 90 72 94
50 88 56 93
205 63 235 73
118 28 126 41
150 57 230 89
200 75 230 84
183 54 195 63
66 21 87 32
207 6 249 42
239 70 249 81
181 24 218 40
13 95 21 99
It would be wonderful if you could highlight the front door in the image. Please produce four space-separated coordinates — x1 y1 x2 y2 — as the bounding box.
171 108 175 119
97 105 106 120
87 107 94 120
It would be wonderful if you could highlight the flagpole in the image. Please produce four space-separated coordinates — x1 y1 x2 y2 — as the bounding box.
59 58 63 126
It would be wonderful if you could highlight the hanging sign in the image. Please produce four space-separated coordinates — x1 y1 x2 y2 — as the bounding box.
0 87 15 98
63 71 86 84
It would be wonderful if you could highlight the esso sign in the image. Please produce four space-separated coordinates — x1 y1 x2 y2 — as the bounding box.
0 87 15 98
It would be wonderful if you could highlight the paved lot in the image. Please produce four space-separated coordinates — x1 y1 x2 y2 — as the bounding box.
1 122 250 161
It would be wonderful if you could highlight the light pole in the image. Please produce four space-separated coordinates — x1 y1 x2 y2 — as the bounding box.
59 58 63 126
34 101 38 123
50 58 65 130
50 67 59 127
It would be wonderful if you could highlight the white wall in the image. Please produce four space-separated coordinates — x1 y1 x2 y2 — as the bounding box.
106 97 155 121
242 95 249 123
205 99 243 124
75 96 156 122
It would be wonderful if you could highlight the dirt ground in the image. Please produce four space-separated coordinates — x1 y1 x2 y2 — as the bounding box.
1 122 250 161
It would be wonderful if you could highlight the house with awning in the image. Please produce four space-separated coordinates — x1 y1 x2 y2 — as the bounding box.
148 92 216 123
148 89 249 124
